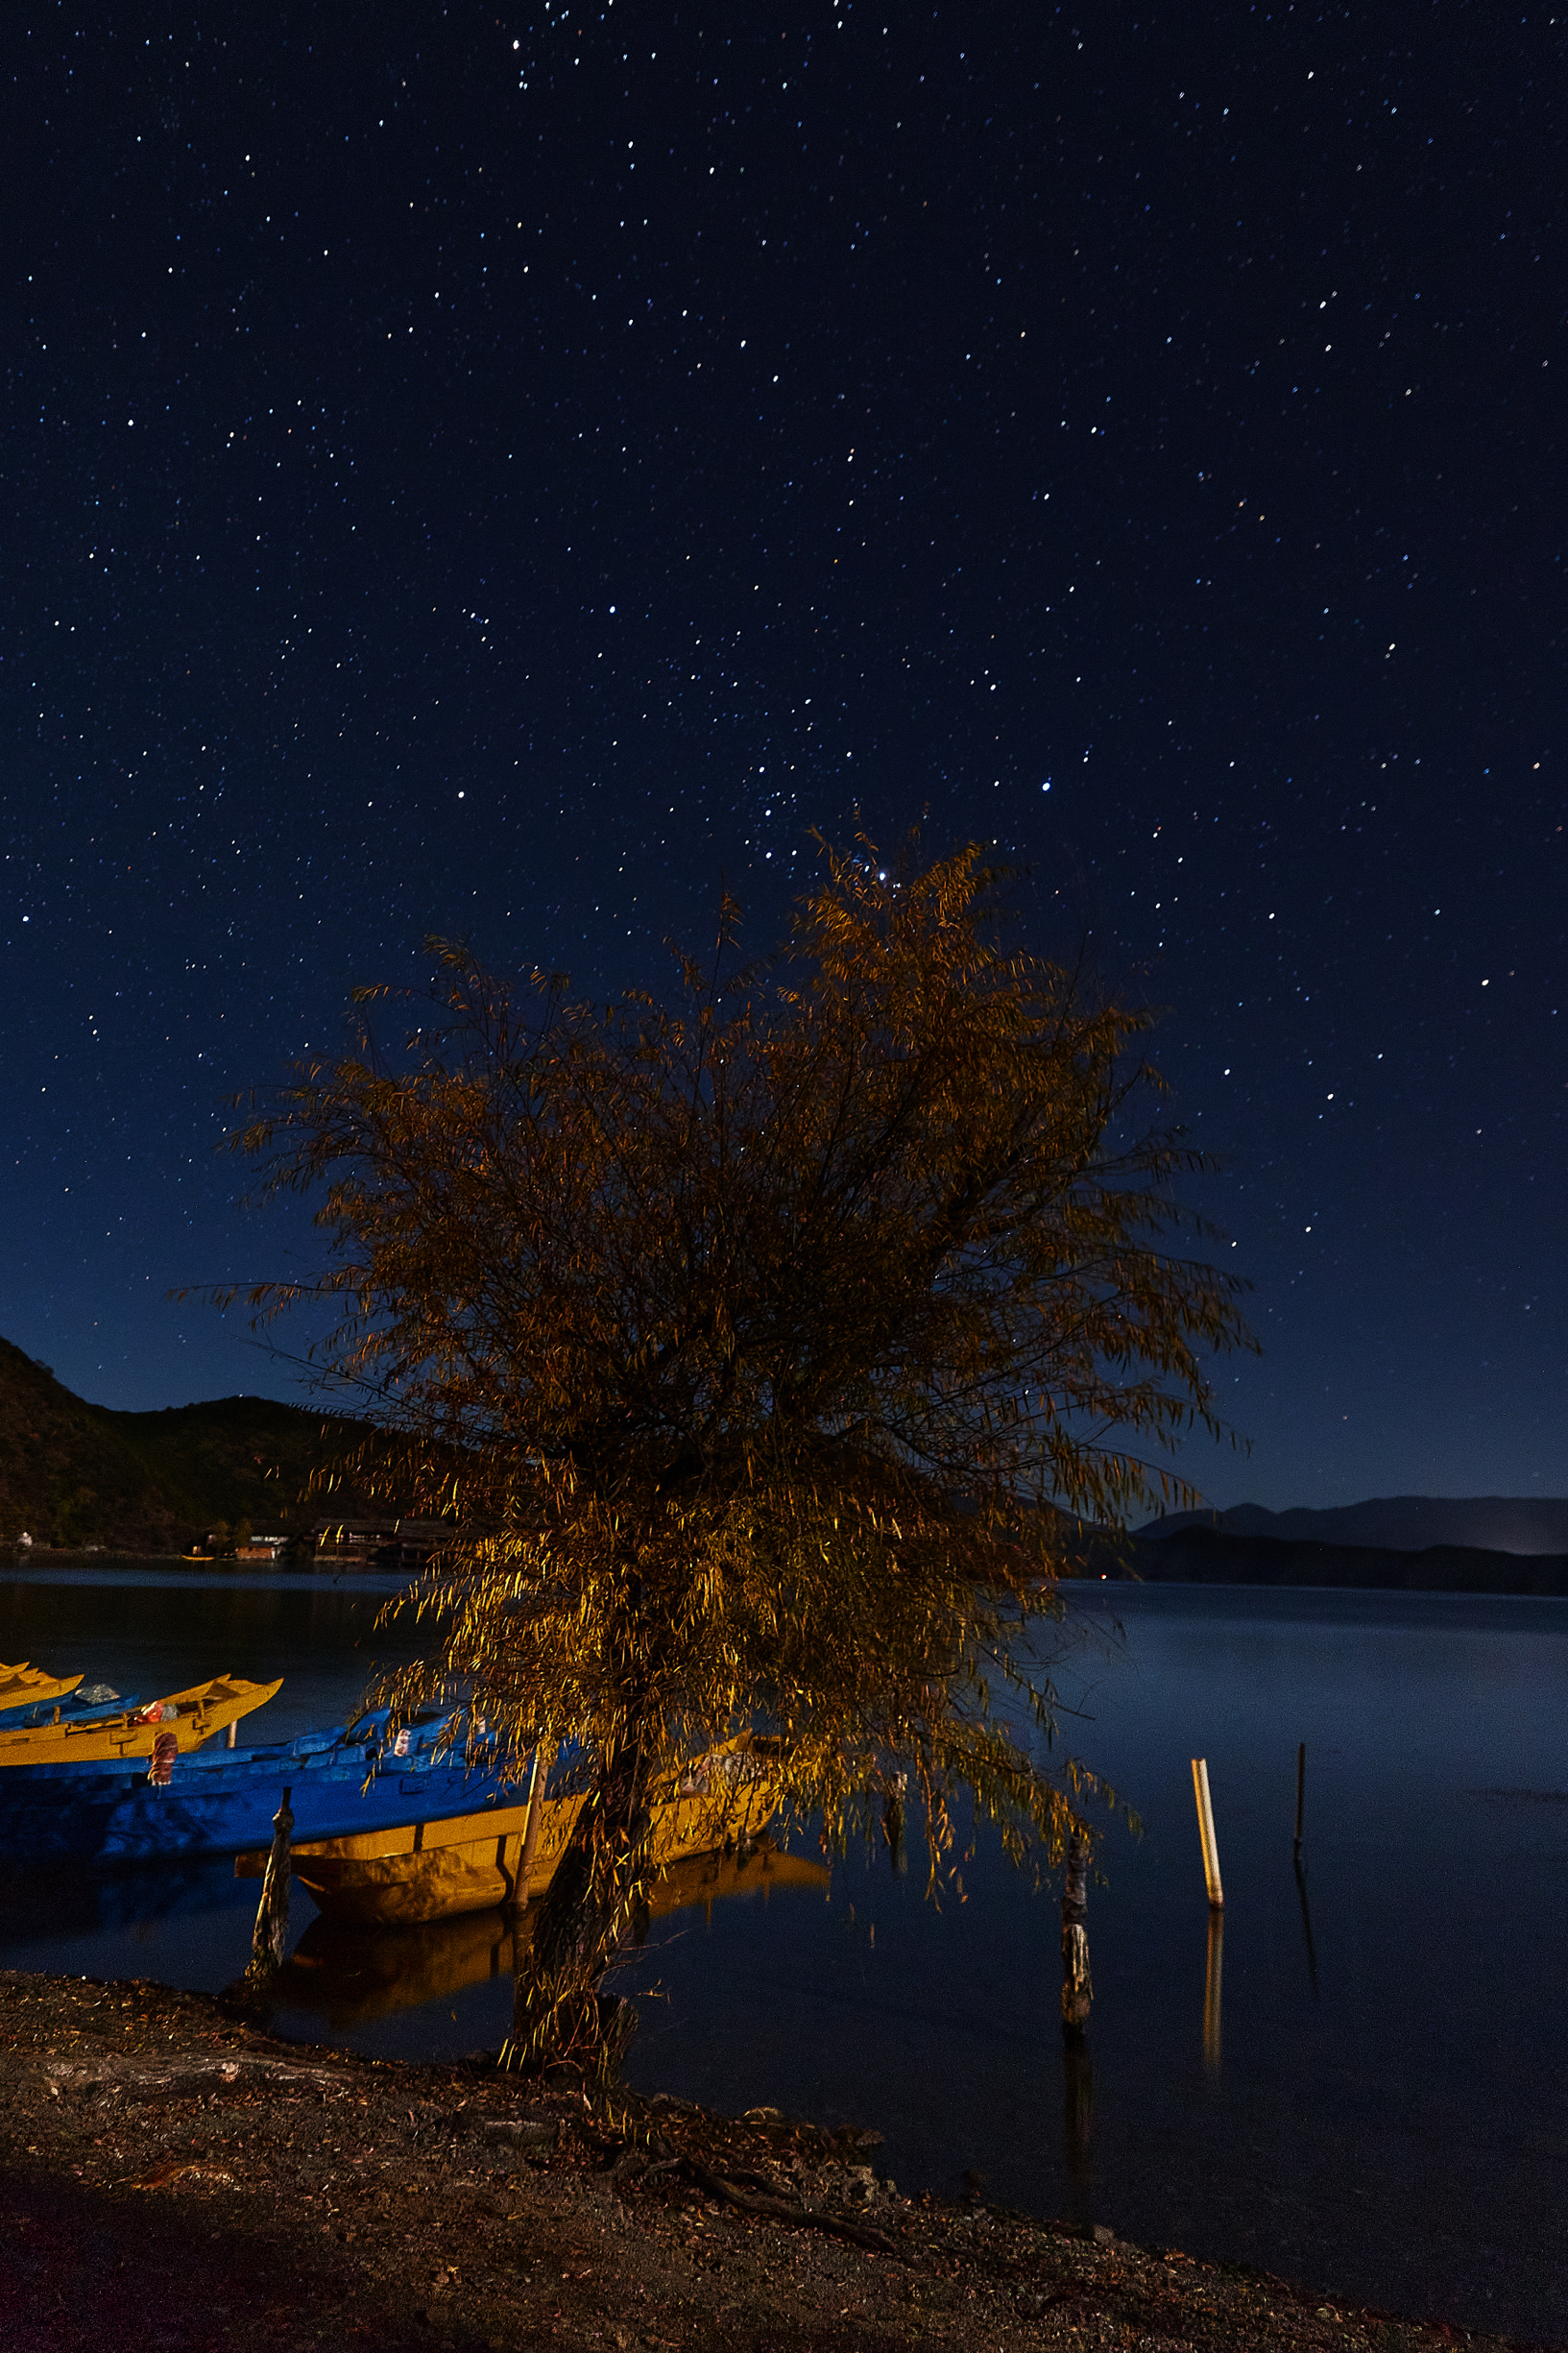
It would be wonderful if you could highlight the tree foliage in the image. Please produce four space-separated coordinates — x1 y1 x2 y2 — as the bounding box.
224 838 1253 2069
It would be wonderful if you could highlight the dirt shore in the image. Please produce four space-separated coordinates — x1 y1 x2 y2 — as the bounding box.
0 1970 1536 2353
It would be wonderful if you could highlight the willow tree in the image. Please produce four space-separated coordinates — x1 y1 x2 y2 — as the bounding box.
225 838 1252 2071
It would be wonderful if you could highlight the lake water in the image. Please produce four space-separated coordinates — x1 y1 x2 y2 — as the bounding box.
2 1565 1565 2344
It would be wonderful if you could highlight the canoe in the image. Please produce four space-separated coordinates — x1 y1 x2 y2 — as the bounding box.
238 1735 784 1928
0 1662 84 1716
0 1675 282 1768
0 1708 513 1862
0 1700 420 1785
273 1841 831 2028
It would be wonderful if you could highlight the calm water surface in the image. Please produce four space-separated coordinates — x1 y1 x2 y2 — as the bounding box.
3 1565 1566 2343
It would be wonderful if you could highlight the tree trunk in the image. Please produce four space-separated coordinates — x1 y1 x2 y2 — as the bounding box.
503 1728 655 2080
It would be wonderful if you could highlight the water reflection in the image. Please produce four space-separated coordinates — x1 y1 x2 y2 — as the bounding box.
0 1853 236 1938
274 1841 831 2031
1061 2032 1094 2225
881 1773 908 1875
1293 1855 1320 1998
1202 1908 1223 2072
14 1568 1568 2342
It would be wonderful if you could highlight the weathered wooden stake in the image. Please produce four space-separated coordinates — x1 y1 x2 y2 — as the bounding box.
1061 1830 1093 2029
1191 1757 1223 1909
1293 1740 1306 1856
246 1785 294 1980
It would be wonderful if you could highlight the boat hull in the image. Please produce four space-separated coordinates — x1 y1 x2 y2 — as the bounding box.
0 1710 512 1862
246 1738 784 1926
0 1759 512 1863
283 1791 588 1926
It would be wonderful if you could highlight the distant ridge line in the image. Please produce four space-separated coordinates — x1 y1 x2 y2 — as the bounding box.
1137 1493 1568 1557
0 1332 380 1555
1121 1525 1568 1597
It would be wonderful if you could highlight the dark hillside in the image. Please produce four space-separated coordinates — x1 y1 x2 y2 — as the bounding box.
0 1336 380 1554
1127 1524 1568 1597
1139 1494 1568 1554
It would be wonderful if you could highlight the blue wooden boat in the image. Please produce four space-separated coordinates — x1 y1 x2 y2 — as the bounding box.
0 1709 517 1864
0 1704 448 1786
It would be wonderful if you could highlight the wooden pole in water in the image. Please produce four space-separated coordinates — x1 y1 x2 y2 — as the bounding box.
1061 1830 1093 2030
1191 1758 1223 1909
246 1785 294 1981
1293 1741 1306 1856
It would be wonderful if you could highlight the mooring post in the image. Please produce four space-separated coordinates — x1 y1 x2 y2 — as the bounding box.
1191 1758 1223 1909
246 1785 294 1982
1061 1829 1093 2030
1293 1741 1306 1856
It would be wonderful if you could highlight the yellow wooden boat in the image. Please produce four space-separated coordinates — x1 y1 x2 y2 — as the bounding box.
239 1735 784 1927
0 1674 282 1766
0 1662 84 1713
274 1842 830 2027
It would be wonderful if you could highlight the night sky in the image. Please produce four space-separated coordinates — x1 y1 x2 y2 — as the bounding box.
4 3 1562 1513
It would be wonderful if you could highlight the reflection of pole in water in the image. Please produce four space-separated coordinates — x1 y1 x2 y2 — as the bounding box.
1059 1831 1095 2226
1293 1853 1319 1997
1202 1907 1223 2071
882 1772 908 1876
1061 1831 1093 2029
1061 2023 1094 2222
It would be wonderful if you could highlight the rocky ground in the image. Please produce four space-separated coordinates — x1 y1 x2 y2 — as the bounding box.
0 1970 1539 2353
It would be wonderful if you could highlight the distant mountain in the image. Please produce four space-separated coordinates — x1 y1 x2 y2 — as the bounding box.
1137 1494 1568 1557
0 1335 383 1555
1125 1525 1568 1597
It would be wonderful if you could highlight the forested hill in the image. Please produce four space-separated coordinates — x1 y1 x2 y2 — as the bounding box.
0 1336 380 1555
1122 1525 1568 1597
1139 1494 1568 1555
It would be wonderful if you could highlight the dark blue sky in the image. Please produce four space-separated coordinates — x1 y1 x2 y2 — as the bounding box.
4 2 1562 1512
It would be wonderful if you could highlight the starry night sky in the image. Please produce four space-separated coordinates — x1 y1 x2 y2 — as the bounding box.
4 3 1562 1512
